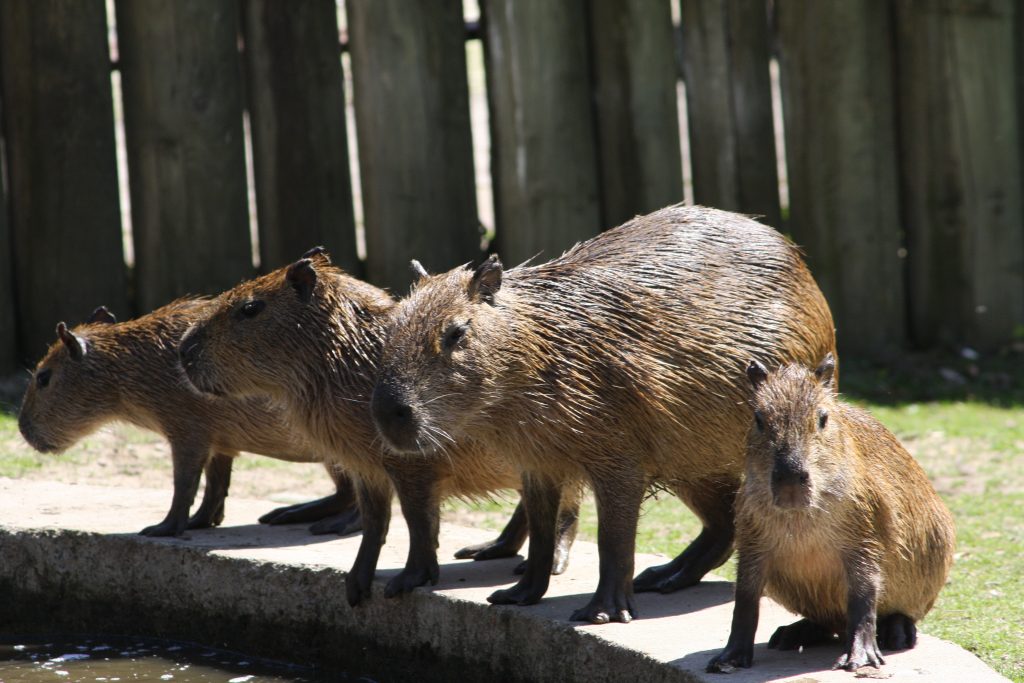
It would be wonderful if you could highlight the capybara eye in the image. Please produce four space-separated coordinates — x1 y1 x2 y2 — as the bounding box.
442 322 470 351
753 410 765 432
36 368 52 389
818 409 829 430
240 300 266 318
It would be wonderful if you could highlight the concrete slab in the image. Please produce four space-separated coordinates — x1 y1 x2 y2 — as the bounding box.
0 479 1005 682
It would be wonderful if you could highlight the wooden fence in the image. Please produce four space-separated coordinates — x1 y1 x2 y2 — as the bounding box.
1 0 1022 374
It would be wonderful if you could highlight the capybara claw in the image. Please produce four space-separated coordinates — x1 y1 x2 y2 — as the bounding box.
706 648 753 673
768 618 835 651
454 539 519 561
569 597 636 624
487 582 544 606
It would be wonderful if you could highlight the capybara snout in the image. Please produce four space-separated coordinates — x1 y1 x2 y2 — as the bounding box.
370 380 422 452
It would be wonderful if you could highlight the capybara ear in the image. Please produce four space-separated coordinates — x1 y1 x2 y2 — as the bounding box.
410 259 429 280
746 359 769 390
814 352 836 390
469 254 503 304
286 258 318 302
86 305 116 325
56 322 86 360
301 245 331 263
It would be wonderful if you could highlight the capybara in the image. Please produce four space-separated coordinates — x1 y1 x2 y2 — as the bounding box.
707 356 955 673
17 300 358 537
178 248 580 605
370 204 837 623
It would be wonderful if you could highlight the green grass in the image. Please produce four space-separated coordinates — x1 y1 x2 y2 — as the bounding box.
0 412 47 477
446 352 1024 680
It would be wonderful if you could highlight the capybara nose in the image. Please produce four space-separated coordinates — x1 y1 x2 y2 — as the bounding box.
772 464 810 488
370 383 418 448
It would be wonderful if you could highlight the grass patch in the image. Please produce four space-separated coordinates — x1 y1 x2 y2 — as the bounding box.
0 413 46 477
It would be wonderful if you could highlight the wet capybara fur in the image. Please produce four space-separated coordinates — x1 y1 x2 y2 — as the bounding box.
179 249 580 606
707 356 955 673
371 204 837 624
17 299 358 537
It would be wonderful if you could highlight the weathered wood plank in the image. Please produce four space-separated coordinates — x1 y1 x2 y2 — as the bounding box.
116 0 252 313
347 0 479 293
0 0 128 363
589 0 682 229
242 0 359 274
896 0 1024 350
681 0 780 228
777 0 905 355
0 137 16 373
484 0 602 265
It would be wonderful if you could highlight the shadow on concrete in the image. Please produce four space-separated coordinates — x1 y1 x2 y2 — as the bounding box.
112 521 346 550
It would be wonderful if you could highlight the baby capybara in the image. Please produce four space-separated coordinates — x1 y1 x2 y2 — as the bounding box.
707 356 955 673
17 300 357 537
179 249 579 605
371 204 837 623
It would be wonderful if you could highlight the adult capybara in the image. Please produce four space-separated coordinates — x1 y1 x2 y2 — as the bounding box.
17 300 358 537
178 249 580 605
371 204 837 624
707 356 955 673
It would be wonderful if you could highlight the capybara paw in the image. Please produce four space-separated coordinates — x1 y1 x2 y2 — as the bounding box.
453 538 520 561
832 636 885 671
569 594 636 624
186 509 223 530
632 563 674 593
706 646 753 673
877 613 917 651
383 565 440 599
487 580 545 606
309 509 362 536
139 520 185 537
346 574 373 607
768 619 836 650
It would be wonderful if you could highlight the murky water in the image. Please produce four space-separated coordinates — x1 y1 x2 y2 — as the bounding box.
0 636 373 683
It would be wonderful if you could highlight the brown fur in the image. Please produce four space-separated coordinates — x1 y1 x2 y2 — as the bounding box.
372 204 838 623
17 298 352 537
709 358 955 672
179 252 579 605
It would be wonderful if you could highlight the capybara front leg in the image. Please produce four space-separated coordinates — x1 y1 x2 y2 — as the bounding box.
833 555 884 671
707 549 768 672
141 444 206 537
487 473 561 606
569 468 644 624
346 479 392 607
385 468 441 598
187 452 233 529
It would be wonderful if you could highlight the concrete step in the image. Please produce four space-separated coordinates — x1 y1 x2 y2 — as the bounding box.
0 479 1005 682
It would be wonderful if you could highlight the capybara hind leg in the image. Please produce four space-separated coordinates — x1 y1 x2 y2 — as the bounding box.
385 468 442 598
187 452 233 529
308 507 362 535
260 465 358 526
141 445 206 537
768 618 836 650
635 478 736 593
346 480 392 607
455 500 528 561
513 486 580 575
569 469 644 624
877 613 917 651
488 474 561 606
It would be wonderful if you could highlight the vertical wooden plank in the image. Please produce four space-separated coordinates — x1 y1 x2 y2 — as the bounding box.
0 0 128 363
347 0 479 293
484 0 602 266
896 0 1024 350
116 0 252 313
589 0 683 228
242 0 359 274
777 0 905 356
681 0 781 228
0 125 16 373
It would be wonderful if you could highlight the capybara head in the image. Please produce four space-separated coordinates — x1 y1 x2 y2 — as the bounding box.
372 256 511 454
744 354 842 510
18 307 121 453
180 248 392 400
